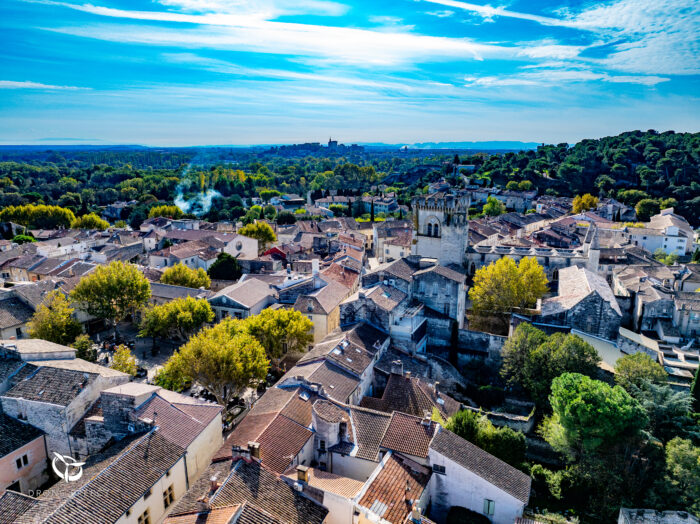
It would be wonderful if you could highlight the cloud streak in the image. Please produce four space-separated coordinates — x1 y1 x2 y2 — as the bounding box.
0 80 87 90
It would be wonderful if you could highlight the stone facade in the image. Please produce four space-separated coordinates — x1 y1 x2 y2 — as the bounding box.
541 291 622 340
412 194 470 267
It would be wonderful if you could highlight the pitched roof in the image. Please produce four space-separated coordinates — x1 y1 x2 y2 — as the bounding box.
211 459 328 524
365 284 407 312
357 454 431 524
136 393 222 449
380 412 437 458
41 430 185 524
430 429 531 504
0 413 43 458
308 360 360 403
3 366 97 406
345 406 392 461
257 414 313 474
0 491 42 524
213 279 274 309
282 467 364 498
163 505 241 524
0 296 34 329
541 265 622 317
214 412 278 462
359 373 460 420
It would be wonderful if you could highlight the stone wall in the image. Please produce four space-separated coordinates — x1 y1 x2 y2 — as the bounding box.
564 292 622 340
457 329 507 363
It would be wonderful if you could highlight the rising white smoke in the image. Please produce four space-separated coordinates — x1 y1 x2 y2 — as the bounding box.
174 161 221 216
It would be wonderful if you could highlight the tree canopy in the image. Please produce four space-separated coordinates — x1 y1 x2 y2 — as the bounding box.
160 263 211 289
111 344 138 376
238 221 277 253
541 373 647 458
27 290 82 346
71 212 110 230
164 318 269 406
243 308 313 363
572 194 599 213
501 324 601 408
139 297 214 342
469 257 548 326
614 352 667 392
0 204 75 229
70 261 151 330
207 252 242 281
148 204 183 219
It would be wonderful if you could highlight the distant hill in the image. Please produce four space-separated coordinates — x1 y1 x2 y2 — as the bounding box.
362 141 541 150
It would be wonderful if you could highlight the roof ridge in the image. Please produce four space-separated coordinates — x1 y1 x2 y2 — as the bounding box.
42 429 164 522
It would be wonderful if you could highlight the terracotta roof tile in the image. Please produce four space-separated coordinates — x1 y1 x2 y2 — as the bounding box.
380 412 437 458
358 454 431 524
347 406 392 461
212 460 327 524
257 415 313 474
163 505 240 524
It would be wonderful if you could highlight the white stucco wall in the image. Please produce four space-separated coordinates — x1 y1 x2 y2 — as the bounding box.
427 448 526 524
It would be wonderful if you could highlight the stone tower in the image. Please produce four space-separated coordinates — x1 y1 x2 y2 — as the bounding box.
411 193 470 266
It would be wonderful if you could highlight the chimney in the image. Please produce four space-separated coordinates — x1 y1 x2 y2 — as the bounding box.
434 381 440 393
421 411 432 426
296 465 309 483
248 441 260 460
411 504 422 524
405 371 411 379
209 475 220 493
390 360 403 376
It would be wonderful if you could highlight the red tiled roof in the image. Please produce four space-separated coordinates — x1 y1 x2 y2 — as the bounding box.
380 412 437 458
358 454 430 524
257 415 313 474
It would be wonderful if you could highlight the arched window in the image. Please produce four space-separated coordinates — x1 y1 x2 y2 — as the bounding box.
427 224 433 237
433 223 440 237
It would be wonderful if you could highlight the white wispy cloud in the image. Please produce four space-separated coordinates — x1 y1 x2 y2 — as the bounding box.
158 0 350 17
423 0 700 75
425 10 455 18
29 0 585 66
0 80 87 89
464 68 669 87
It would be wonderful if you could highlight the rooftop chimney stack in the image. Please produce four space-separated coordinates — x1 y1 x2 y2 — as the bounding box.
296 465 309 483
405 371 411 379
411 504 422 524
248 441 261 460
390 360 404 376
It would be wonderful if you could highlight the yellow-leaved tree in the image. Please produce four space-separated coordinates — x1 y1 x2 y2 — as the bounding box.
469 256 548 329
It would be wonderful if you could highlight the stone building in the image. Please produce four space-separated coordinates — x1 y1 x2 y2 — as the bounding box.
412 193 470 267
0 356 129 456
539 265 622 340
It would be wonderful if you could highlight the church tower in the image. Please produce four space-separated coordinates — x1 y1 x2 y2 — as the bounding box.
411 193 470 267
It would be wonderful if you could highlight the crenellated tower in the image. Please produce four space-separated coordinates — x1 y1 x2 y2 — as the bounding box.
411 192 470 266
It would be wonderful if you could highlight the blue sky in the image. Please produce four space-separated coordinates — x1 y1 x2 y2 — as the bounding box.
0 0 698 145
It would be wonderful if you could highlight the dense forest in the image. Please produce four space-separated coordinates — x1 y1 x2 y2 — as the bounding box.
0 130 697 228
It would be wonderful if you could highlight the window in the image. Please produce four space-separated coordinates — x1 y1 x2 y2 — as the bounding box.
163 485 175 509
427 224 433 237
432 464 446 474
15 454 28 469
483 499 495 516
319 440 326 451
144 488 152 499
138 508 151 524
433 224 440 237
